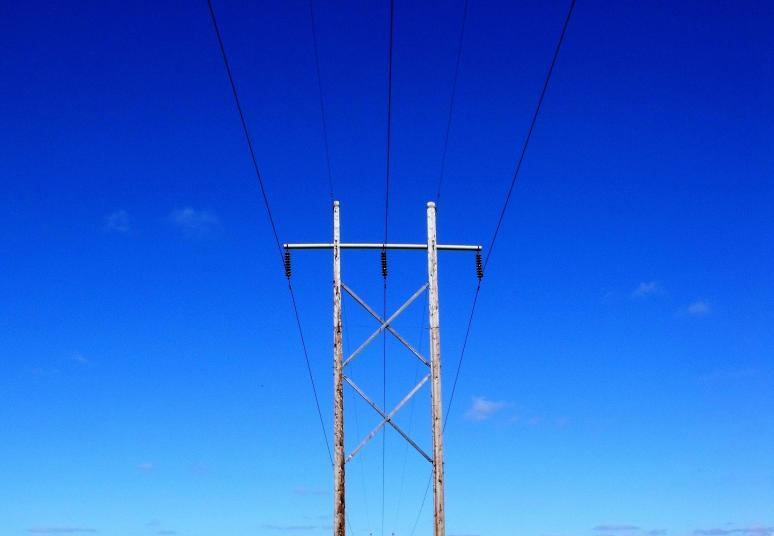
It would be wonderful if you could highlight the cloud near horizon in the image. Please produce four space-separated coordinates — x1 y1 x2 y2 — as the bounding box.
169 207 219 235
632 281 663 298
293 485 328 496
28 529 97 534
104 209 131 233
594 525 640 531
261 524 327 532
465 396 509 421
686 299 711 316
70 352 89 365
694 527 774 536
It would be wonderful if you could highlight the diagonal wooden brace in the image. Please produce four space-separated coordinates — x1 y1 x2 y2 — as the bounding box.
342 283 429 368
342 282 430 367
344 374 432 464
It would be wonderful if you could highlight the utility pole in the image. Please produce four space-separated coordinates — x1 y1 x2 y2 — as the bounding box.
284 201 481 536
332 201 345 536
426 202 445 536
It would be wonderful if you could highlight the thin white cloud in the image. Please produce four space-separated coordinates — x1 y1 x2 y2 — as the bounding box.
698 368 757 384
686 300 711 316
28 529 97 534
632 281 663 298
104 210 131 233
190 462 210 474
261 525 322 532
293 485 327 496
70 352 89 365
464 396 509 421
169 207 219 235
25 366 60 376
694 528 774 536
594 525 639 532
137 462 154 472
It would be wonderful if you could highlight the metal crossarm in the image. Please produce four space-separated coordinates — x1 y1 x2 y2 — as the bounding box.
284 242 481 251
344 374 432 464
342 282 430 368
342 283 429 368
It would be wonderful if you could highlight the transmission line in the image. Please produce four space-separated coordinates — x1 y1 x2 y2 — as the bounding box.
410 1 577 532
206 0 333 466
435 0 470 204
447 0 576 445
308 0 335 203
381 2 395 536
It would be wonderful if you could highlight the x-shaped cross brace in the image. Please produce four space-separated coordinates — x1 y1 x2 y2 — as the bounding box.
341 282 432 464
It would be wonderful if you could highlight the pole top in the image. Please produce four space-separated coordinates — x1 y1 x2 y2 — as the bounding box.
427 201 436 208
334 200 340 207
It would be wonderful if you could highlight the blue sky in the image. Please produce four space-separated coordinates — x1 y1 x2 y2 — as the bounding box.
1 1 773 536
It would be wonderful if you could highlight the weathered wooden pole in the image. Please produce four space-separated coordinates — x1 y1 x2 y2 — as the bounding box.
426 201 445 536
332 200 345 536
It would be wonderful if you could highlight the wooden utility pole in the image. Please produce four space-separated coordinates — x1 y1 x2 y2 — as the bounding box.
332 201 345 536
284 201 481 536
426 202 445 536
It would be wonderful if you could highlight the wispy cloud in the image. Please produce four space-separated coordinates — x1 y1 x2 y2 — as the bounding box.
465 396 509 421
137 462 154 472
156 531 177 535
698 368 757 384
260 525 324 532
594 525 639 532
28 529 97 534
104 210 131 233
632 281 663 298
648 531 667 535
70 352 89 365
169 207 219 236
293 485 327 496
685 299 711 316
694 527 774 536
190 462 210 474
24 366 60 377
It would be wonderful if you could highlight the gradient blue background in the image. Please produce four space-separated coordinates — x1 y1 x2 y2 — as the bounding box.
1 1 773 536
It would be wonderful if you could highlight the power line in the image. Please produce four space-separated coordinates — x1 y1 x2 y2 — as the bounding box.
482 0 577 271
382 3 395 536
288 279 334 466
342 300 372 531
393 299 426 523
206 0 333 466
308 0 335 203
435 0 470 203
384 0 394 246
447 0 576 442
410 1 577 531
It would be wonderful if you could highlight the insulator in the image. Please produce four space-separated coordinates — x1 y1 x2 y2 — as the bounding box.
475 252 483 280
381 250 388 279
284 250 292 279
